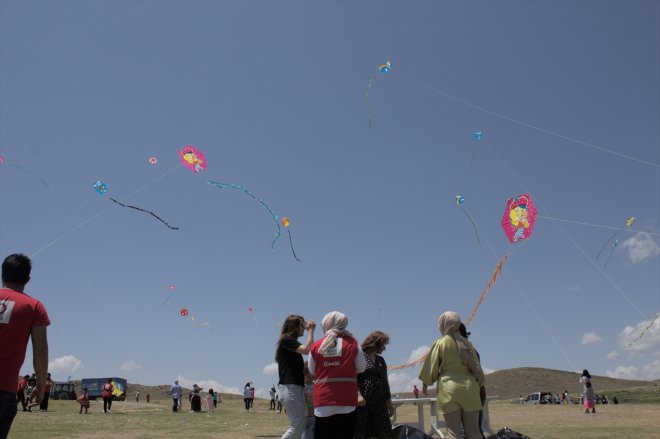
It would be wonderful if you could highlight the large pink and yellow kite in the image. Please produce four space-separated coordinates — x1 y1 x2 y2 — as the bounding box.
178 145 207 173
501 193 537 243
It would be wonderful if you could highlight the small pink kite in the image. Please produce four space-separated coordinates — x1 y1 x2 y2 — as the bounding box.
148 157 158 165
180 308 188 317
501 193 538 243
178 145 207 173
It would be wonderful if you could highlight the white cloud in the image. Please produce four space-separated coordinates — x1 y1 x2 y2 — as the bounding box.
621 233 660 264
175 375 241 396
48 355 82 379
120 360 142 372
606 351 619 360
617 315 660 355
581 332 602 345
387 371 421 394
605 365 639 379
407 345 430 364
262 362 278 376
641 359 660 380
483 367 496 374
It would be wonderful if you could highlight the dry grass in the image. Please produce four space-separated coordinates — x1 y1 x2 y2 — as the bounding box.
9 396 660 438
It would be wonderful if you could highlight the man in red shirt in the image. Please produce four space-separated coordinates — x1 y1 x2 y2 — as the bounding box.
0 253 50 438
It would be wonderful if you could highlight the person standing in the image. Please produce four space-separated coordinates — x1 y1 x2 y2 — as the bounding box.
276 314 316 439
419 311 484 439
136 388 140 403
580 369 596 414
413 385 419 399
78 387 90 414
39 372 54 411
146 393 150 403
171 380 182 412
354 331 393 439
243 382 252 411
191 384 203 412
16 375 29 412
209 388 217 408
0 254 50 438
308 311 366 439
250 383 255 408
269 385 277 410
101 378 114 414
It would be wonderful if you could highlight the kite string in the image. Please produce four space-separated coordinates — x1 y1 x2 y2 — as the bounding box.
536 216 659 238
390 68 660 169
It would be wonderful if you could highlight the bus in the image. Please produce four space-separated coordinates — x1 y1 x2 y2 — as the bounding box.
80 377 127 401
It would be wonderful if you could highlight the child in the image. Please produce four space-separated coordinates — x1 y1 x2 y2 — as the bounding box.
25 378 36 412
205 392 214 416
78 388 90 414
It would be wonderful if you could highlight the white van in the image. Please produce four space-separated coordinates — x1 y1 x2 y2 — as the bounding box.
521 392 553 405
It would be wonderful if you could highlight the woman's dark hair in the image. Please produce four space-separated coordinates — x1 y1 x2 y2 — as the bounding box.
245 382 250 388
275 315 305 361
459 323 471 338
361 331 390 354
582 369 591 379
586 381 592 388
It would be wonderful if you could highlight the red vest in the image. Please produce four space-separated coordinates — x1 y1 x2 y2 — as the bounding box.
102 383 113 398
311 336 359 407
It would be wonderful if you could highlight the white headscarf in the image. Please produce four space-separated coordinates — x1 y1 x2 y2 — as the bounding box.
438 311 483 382
318 311 354 354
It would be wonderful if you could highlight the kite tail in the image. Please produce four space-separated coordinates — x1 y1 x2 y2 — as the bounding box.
387 353 429 371
365 73 377 128
596 230 620 260
463 255 508 325
8 163 51 188
109 197 179 230
207 181 282 249
625 313 659 348
461 207 481 246
287 229 302 262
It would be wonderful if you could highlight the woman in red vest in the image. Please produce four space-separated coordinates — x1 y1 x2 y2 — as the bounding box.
101 378 114 414
309 311 366 439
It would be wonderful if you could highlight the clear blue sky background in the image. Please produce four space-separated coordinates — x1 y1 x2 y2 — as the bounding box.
1 1 658 397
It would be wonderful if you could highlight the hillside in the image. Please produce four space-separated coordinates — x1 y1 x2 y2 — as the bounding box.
68 367 659 404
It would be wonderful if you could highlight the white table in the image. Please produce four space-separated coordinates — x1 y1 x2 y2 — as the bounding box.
390 396 497 438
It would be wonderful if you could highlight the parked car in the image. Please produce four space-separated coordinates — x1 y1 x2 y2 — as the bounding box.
521 392 554 405
51 382 77 400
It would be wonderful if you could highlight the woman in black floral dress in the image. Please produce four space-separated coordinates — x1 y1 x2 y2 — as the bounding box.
354 331 394 439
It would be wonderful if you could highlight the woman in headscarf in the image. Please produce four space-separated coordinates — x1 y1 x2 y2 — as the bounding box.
418 311 484 439
309 311 366 439
580 369 596 413
276 315 317 439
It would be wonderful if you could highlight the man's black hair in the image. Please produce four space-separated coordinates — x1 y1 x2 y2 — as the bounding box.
1 253 32 285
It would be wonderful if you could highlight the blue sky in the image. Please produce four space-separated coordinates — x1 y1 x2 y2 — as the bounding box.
1 1 658 398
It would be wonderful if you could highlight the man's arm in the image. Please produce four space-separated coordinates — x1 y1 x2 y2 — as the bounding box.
29 326 49 406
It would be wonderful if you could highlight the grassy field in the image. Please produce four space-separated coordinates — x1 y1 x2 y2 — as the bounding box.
9 396 660 439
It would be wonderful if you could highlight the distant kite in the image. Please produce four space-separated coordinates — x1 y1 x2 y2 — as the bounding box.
596 216 635 263
464 131 483 179
178 145 207 173
207 180 281 249
109 197 179 230
0 155 51 188
365 61 391 128
501 193 538 244
281 217 302 261
161 285 177 305
456 195 480 246
625 313 659 348
93 181 108 195
180 308 211 329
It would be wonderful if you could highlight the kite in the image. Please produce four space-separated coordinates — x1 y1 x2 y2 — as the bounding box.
463 255 508 325
148 157 158 165
596 216 635 262
207 180 281 249
501 193 538 243
456 195 480 246
180 308 211 329
625 313 659 348
281 217 302 262
109 197 179 230
248 306 258 324
93 181 108 195
180 308 188 317
149 156 171 175
0 155 50 188
464 131 483 179
365 61 391 128
178 145 207 173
